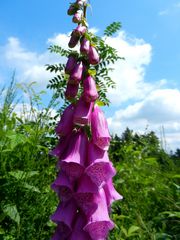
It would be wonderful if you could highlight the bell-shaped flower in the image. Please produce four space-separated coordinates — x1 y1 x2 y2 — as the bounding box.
74 25 87 37
58 131 88 181
85 142 116 188
50 200 77 239
83 75 98 102
91 105 111 150
68 31 80 48
84 188 114 239
65 55 77 74
74 174 99 217
70 62 84 84
51 171 73 201
80 37 90 55
73 10 83 23
74 97 93 126
65 81 79 100
76 0 86 7
69 212 91 240
49 134 71 158
103 178 123 208
88 45 100 65
55 104 75 136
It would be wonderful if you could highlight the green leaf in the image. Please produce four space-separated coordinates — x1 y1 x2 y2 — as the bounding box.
9 170 39 180
2 204 20 225
128 226 140 236
96 100 105 107
88 69 97 76
104 22 121 37
22 183 40 193
121 226 128 237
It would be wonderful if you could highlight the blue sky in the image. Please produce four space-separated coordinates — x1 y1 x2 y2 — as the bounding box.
0 0 180 151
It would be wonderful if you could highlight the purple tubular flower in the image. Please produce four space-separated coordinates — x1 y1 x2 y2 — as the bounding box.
55 104 75 136
103 178 123 209
91 105 111 150
76 0 86 7
49 134 71 158
51 171 73 201
51 200 77 239
65 55 77 74
59 131 88 181
73 97 94 126
84 188 114 239
65 81 79 100
88 45 100 65
83 75 99 102
69 212 91 240
68 31 80 48
80 37 90 55
72 10 83 23
74 25 87 37
74 174 99 217
85 142 116 188
70 62 84 84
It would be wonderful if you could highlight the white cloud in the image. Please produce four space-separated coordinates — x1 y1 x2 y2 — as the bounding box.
158 9 169 16
108 88 180 151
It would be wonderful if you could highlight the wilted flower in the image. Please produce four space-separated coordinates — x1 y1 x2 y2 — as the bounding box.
59 131 88 181
84 188 114 239
80 37 90 55
91 105 111 150
70 62 84 84
68 31 80 48
55 104 75 136
85 142 116 187
65 55 77 74
65 81 79 100
83 75 98 102
88 45 100 65
74 97 93 126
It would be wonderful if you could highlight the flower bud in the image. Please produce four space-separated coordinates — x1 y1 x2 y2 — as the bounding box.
74 25 87 36
74 97 93 126
91 105 111 150
65 55 77 74
80 37 90 55
67 5 77 15
76 0 86 7
88 45 100 65
55 104 75 136
68 31 80 48
65 81 79 100
70 62 84 84
83 75 98 102
73 10 83 23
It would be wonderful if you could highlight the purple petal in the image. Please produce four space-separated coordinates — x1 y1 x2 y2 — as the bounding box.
65 81 79 100
49 135 71 158
65 56 77 74
51 171 73 201
55 104 75 136
67 5 77 16
59 131 88 181
74 97 94 126
69 212 91 240
74 25 87 36
85 142 116 187
91 105 111 150
70 62 84 84
83 75 98 102
72 10 83 23
103 178 123 208
84 188 114 239
68 32 80 48
50 200 77 238
88 45 100 65
80 37 90 55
